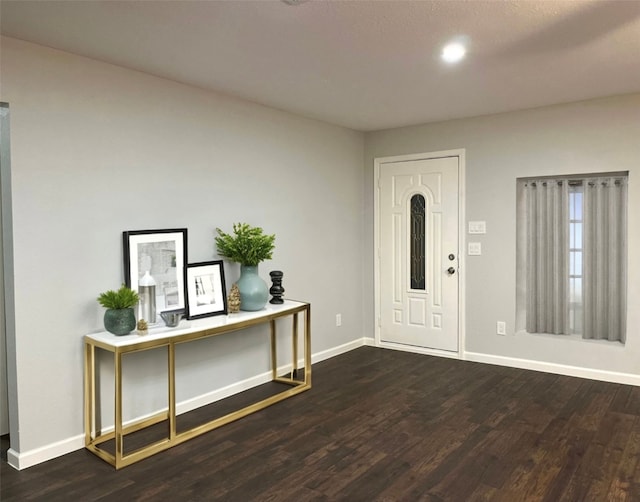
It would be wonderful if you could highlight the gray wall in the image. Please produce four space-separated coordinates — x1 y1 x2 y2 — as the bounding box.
1 37 365 454
365 94 640 375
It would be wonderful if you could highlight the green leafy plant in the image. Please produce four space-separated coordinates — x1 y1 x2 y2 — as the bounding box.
215 223 275 267
97 284 140 310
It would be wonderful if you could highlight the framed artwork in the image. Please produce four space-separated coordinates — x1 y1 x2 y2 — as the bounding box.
123 228 188 313
186 260 227 319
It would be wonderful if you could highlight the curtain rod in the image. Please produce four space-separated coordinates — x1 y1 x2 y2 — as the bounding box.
526 179 626 187
519 171 628 183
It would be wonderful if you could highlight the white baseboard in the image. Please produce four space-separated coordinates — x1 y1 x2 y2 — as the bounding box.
7 434 85 471
6 337 368 470
311 337 368 363
176 369 274 416
464 351 640 386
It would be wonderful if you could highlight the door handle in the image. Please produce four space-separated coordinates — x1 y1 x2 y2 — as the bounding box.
447 267 456 275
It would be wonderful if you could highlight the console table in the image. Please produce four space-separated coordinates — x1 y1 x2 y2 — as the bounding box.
84 300 311 469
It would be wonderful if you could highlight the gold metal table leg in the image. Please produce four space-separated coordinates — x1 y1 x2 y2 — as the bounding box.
168 343 176 440
114 350 123 468
305 306 312 386
84 342 95 444
292 313 299 380
270 319 277 380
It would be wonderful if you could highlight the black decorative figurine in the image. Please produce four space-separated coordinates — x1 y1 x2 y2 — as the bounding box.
269 270 284 304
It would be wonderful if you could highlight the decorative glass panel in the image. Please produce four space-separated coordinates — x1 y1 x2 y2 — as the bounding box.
410 194 426 290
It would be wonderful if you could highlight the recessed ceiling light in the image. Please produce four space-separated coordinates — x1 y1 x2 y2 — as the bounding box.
441 43 466 64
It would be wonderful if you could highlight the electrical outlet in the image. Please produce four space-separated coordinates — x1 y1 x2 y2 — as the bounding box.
336 314 342 327
497 321 506 335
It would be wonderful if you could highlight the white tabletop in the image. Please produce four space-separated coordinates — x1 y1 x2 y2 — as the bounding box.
86 300 308 348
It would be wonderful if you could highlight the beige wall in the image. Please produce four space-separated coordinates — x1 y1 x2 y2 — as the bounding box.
365 94 640 376
0 37 365 456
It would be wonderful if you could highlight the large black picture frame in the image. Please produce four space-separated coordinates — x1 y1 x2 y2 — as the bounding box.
123 228 188 312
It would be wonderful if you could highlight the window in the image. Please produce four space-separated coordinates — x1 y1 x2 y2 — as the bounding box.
569 185 583 334
516 173 628 343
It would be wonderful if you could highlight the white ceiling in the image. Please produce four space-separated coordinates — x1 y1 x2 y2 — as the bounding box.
1 0 639 131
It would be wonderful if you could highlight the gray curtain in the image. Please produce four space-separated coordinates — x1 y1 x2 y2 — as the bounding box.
524 180 570 334
582 177 627 342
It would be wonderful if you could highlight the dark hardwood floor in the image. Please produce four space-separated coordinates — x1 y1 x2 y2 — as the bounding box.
2 346 640 501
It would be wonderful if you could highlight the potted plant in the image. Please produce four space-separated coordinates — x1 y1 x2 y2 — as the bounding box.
215 223 275 311
97 284 140 335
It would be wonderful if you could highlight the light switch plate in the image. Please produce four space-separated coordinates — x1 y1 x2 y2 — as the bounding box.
468 242 482 255
468 221 487 234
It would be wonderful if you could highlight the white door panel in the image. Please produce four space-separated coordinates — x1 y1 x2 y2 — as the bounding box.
379 156 459 352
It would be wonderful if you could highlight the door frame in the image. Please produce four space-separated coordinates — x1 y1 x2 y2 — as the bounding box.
1 103 15 440
374 149 466 358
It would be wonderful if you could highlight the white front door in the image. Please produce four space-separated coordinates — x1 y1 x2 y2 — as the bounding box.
377 155 459 352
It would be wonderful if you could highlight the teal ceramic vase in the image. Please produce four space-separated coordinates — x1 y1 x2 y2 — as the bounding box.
104 307 136 336
237 265 268 311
